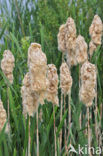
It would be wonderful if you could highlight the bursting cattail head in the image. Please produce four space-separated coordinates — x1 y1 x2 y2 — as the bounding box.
75 35 88 64
1 50 15 84
21 72 39 117
0 99 8 132
28 43 47 105
79 61 96 107
65 17 76 50
57 24 66 52
46 64 59 106
89 41 97 58
89 15 103 45
60 63 72 95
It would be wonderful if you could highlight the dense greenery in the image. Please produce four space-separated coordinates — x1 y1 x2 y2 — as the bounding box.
0 0 103 155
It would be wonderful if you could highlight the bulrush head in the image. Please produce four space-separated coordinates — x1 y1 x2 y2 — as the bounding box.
79 61 96 107
89 15 103 45
0 99 8 132
75 35 88 64
21 72 39 118
60 62 72 95
57 24 66 52
28 43 47 105
1 50 15 84
46 64 59 106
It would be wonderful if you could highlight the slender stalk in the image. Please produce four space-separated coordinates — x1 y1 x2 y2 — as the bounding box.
7 86 10 131
53 104 57 156
15 0 25 36
79 64 82 129
64 95 67 152
28 116 31 156
37 109 39 156
60 92 63 153
67 92 71 143
95 77 98 145
87 107 92 156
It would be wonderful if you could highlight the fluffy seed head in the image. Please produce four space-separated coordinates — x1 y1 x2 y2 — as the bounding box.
75 35 88 64
60 63 72 95
0 99 8 132
28 43 47 104
21 73 39 117
89 41 97 57
46 64 59 106
1 50 15 84
57 24 66 52
79 61 96 107
89 15 103 45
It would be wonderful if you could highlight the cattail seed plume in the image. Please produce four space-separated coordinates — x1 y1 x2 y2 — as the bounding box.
28 43 47 105
76 35 88 64
46 64 59 106
60 62 72 95
1 50 15 84
79 61 96 107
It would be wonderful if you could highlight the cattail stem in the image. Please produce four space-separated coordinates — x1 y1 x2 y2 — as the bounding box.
28 116 31 156
7 86 10 130
95 73 98 144
53 104 57 156
64 95 67 152
87 107 92 156
79 64 82 129
37 109 39 156
67 92 71 143
60 92 63 153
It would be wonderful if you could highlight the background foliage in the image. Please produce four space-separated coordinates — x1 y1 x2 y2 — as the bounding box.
0 0 103 155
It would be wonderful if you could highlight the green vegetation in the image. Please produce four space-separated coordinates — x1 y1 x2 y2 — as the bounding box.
0 0 103 155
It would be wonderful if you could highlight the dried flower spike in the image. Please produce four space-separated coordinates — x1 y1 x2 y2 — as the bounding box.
46 64 59 106
60 62 72 95
76 35 88 64
21 72 39 117
28 43 47 105
0 99 8 132
1 50 15 84
79 61 96 107
89 15 103 45
57 24 66 52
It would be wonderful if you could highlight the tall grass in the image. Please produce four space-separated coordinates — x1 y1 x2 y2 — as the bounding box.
0 0 103 155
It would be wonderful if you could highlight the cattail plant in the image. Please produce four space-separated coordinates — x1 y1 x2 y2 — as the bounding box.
28 43 47 156
60 62 72 152
75 35 88 130
0 99 9 133
46 64 58 156
1 50 15 131
80 61 96 155
21 72 39 156
89 15 103 144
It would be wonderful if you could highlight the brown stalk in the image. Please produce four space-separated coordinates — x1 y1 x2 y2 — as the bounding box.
53 104 57 156
37 109 39 156
59 92 63 153
28 116 31 156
